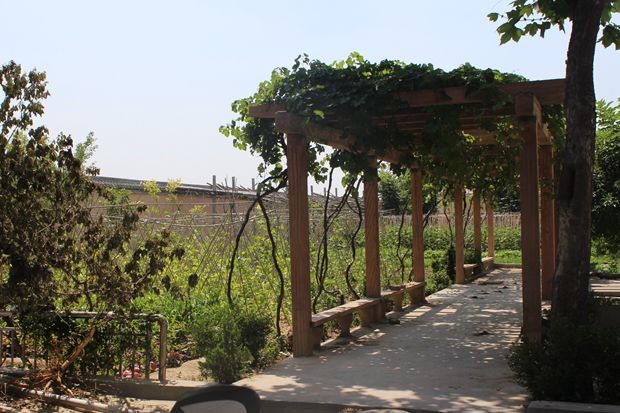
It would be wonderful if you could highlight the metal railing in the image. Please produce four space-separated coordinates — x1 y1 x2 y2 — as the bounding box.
0 311 168 381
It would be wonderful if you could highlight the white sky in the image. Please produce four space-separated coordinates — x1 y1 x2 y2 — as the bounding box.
1 1 618 191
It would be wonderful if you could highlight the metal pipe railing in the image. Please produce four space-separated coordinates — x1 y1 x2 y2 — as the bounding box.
0 310 168 381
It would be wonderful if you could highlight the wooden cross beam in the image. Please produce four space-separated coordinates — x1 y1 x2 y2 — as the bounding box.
248 79 565 119
274 111 418 167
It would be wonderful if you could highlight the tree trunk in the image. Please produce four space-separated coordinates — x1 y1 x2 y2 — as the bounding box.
552 1 604 322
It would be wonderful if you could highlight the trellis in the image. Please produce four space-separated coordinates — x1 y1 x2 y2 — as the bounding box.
250 78 564 356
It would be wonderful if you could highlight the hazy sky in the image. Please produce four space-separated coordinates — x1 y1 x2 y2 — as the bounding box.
2 1 618 190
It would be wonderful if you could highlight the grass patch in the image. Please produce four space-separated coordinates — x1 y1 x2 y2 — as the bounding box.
493 249 522 264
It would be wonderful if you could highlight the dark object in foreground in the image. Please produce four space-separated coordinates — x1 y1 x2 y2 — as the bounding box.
170 384 261 413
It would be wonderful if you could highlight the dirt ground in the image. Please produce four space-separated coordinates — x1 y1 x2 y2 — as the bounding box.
1 358 207 412
148 357 204 382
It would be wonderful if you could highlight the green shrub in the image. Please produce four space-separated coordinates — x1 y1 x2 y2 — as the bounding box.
464 248 481 265
237 312 272 367
424 227 452 250
426 269 452 295
493 227 521 250
426 245 455 295
445 244 456 280
424 226 521 252
509 315 620 403
590 242 620 275
193 306 278 383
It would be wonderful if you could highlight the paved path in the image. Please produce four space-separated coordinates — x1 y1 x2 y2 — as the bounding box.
237 268 528 412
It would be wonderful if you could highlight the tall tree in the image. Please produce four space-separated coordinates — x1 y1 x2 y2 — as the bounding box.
0 61 181 389
489 1 619 322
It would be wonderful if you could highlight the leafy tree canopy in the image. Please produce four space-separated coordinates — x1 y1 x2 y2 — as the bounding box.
0 61 182 386
488 0 620 48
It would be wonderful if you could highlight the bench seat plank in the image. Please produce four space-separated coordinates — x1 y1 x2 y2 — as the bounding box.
311 297 379 326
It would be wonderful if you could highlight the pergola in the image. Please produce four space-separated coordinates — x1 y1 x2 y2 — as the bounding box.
250 78 565 357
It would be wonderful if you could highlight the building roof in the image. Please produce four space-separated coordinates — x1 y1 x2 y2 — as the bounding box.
92 176 257 198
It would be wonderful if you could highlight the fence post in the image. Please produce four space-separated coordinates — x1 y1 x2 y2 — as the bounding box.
145 321 152 379
157 316 168 381
212 175 217 225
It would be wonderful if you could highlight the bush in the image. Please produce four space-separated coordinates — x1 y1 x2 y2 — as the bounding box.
509 315 620 403
426 245 455 295
193 306 278 383
464 248 481 265
426 269 452 295
424 226 521 252
493 227 521 250
424 227 452 251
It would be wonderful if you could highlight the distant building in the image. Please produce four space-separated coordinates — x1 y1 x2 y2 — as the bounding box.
92 176 258 216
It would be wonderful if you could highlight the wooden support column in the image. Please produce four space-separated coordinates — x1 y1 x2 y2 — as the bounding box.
286 133 313 356
473 190 482 261
517 94 542 342
539 144 556 301
454 185 465 284
411 168 426 303
363 158 381 322
486 198 495 258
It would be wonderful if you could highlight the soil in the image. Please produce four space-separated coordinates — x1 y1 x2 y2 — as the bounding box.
151 357 204 382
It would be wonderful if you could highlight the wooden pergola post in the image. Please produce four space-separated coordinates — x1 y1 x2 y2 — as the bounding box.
473 190 482 261
539 144 556 301
286 133 313 356
454 185 465 284
516 94 542 342
411 168 425 300
363 158 381 322
486 198 495 258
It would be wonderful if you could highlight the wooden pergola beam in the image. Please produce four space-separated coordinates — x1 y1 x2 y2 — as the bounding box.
274 111 413 166
395 78 565 108
249 79 565 119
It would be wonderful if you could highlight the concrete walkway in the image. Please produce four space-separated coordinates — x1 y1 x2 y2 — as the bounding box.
237 268 528 412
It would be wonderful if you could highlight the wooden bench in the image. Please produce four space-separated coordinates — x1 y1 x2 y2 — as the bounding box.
381 289 405 312
310 297 381 349
463 257 495 278
310 281 425 350
463 263 478 277
590 282 620 298
385 281 425 308
482 256 495 272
